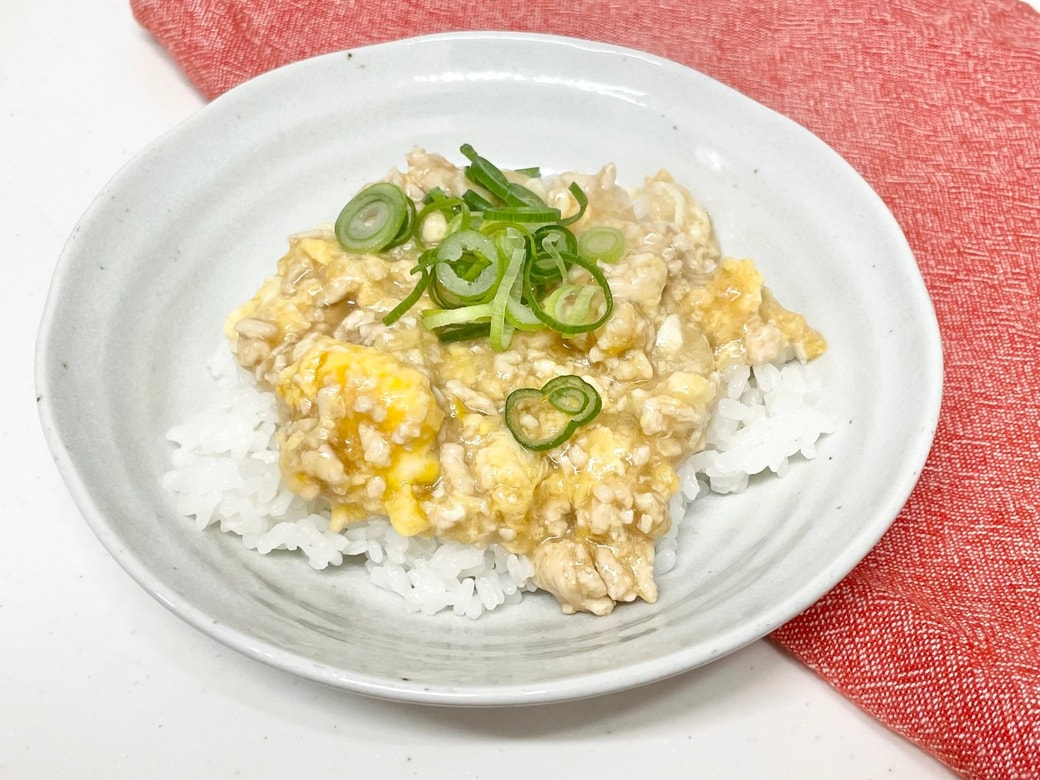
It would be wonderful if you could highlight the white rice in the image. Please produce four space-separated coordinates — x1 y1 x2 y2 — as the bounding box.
161 348 833 617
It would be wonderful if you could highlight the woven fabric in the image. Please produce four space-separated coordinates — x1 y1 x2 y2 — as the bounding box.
130 0 1040 776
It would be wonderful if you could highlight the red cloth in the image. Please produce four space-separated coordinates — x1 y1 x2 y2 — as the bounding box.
131 0 1040 776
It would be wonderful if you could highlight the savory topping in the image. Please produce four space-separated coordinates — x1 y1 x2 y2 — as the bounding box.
339 146 613 354
224 146 827 615
274 336 443 537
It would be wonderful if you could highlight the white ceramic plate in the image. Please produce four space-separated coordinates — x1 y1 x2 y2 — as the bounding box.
36 32 942 705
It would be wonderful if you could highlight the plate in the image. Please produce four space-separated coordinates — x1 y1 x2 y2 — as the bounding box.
35 32 942 705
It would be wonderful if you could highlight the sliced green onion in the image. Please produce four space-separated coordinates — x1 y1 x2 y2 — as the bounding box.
350 146 620 351
462 189 495 212
460 144 548 209
430 264 496 307
382 273 428 325
503 389 551 447
543 283 599 327
387 196 417 249
335 182 412 253
542 375 602 425
482 206 562 223
578 226 625 264
505 294 542 331
489 246 526 351
535 230 570 285
485 222 532 256
444 211 468 236
505 182 548 209
460 145 516 204
490 320 516 353
437 229 498 265
504 375 602 451
533 224 578 256
436 322 492 343
429 229 500 306
421 302 493 331
558 182 589 227
526 253 567 287
524 252 613 334
414 196 469 248
513 166 541 178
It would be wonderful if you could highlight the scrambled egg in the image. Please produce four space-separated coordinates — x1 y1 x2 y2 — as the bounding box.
275 336 443 536
693 257 827 367
225 150 826 615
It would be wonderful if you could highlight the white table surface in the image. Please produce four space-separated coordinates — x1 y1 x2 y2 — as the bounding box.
6 1 1035 777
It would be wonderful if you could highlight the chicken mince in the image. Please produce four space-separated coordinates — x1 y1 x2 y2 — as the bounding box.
222 149 825 615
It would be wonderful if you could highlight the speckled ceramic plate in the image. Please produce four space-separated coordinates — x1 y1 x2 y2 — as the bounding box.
36 32 942 705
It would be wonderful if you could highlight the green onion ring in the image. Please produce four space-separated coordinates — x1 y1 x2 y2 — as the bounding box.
430 229 501 306
436 322 492 343
335 182 411 253
437 229 498 265
542 375 602 425
505 295 542 331
462 189 495 212
504 375 602 451
524 251 613 334
432 260 498 306
533 224 578 255
489 246 526 351
482 206 562 223
421 302 493 331
413 196 469 248
578 225 626 263
347 147 626 352
382 273 428 326
558 182 589 227
461 144 548 209
387 196 417 249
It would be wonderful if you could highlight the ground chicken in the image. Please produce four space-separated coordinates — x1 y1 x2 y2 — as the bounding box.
225 149 826 615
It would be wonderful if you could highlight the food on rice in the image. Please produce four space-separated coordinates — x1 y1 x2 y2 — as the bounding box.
167 147 828 617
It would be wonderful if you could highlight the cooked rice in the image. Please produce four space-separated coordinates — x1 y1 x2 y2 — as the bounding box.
161 347 833 618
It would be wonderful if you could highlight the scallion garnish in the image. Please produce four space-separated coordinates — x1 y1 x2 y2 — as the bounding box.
524 252 613 335
533 224 578 256
428 229 500 307
335 182 412 253
414 196 470 248
489 245 526 351
558 182 589 227
382 272 428 325
504 375 602 451
436 322 492 343
578 225 626 264
365 144 624 350
461 189 495 212
460 144 548 209
482 206 562 223
421 302 493 331
542 375 602 425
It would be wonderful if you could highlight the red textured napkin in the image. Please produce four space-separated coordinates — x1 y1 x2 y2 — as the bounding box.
131 0 1040 775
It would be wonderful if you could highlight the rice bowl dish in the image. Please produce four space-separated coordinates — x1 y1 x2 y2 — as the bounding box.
161 147 835 619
